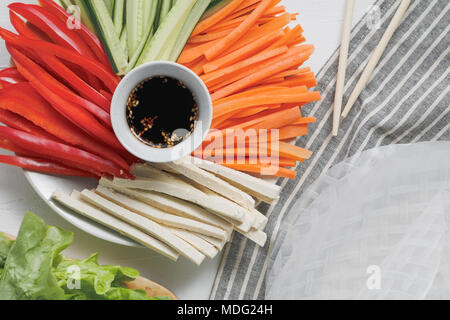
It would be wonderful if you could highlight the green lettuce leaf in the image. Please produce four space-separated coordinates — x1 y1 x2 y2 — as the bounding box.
0 212 73 300
0 212 169 300
0 233 13 269
53 253 149 300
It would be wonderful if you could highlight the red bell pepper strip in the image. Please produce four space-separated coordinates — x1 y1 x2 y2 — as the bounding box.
37 0 112 72
5 44 111 127
9 47 122 151
0 67 25 81
0 109 62 141
0 137 105 177
0 154 96 177
0 138 103 177
8 3 96 59
0 126 130 178
0 83 129 170
8 3 102 90
9 12 111 111
0 28 119 93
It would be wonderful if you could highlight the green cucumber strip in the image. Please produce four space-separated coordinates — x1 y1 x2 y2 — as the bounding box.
60 0 74 10
153 0 163 30
200 0 232 21
126 0 159 72
126 0 145 58
120 23 128 59
73 0 97 35
158 0 172 28
159 14 184 61
113 0 125 35
104 0 114 16
137 0 197 65
51 0 65 8
169 0 211 62
81 0 128 75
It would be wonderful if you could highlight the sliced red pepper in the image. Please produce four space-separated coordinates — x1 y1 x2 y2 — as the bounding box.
5 44 111 127
0 126 129 178
8 3 102 90
9 47 122 151
0 67 25 81
8 3 96 58
0 138 104 177
0 109 62 141
37 0 112 72
0 83 129 170
0 28 119 93
9 11 111 111
0 154 96 177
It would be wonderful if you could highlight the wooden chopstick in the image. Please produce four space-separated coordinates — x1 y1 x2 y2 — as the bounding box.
333 0 355 136
340 0 411 121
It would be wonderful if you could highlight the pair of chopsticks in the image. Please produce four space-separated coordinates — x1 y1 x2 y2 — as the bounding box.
332 0 411 136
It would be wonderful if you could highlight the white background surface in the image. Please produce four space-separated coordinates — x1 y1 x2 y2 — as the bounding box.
0 0 375 299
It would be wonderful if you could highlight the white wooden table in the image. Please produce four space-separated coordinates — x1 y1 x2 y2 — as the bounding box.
0 0 374 300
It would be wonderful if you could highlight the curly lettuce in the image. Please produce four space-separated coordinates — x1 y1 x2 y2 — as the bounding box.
0 212 168 300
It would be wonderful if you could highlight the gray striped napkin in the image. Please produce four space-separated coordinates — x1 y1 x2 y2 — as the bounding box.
212 0 450 300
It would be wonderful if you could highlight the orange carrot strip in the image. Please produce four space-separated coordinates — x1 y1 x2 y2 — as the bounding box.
269 24 303 49
202 45 288 86
252 107 302 130
191 0 246 37
188 29 234 45
291 117 317 125
232 106 269 118
270 73 318 88
180 17 293 65
189 57 208 76
227 0 281 21
214 90 316 119
220 163 297 179
205 0 274 60
203 29 283 73
276 141 312 160
279 125 309 140
214 86 290 104
217 157 297 168
211 45 315 101
263 67 311 82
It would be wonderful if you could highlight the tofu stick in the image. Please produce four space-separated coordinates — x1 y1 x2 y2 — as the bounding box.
196 233 227 251
189 157 281 203
51 190 179 262
148 161 256 210
79 189 205 265
236 229 267 247
96 186 227 240
166 227 219 259
99 177 234 235
113 173 246 223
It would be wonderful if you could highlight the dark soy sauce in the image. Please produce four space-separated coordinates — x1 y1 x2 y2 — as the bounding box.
126 76 198 148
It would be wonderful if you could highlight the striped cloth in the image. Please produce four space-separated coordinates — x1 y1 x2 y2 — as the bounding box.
211 0 450 300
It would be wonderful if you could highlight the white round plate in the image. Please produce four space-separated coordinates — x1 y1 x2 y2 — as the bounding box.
24 170 141 247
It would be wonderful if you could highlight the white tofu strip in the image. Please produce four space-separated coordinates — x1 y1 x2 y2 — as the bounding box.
196 233 227 251
99 178 234 235
236 229 267 247
114 170 246 223
194 184 255 233
79 189 205 265
51 190 179 262
251 209 269 231
95 186 227 240
189 157 281 204
149 161 256 210
166 227 219 259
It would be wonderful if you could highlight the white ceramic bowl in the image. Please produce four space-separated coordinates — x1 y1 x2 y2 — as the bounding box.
111 61 212 163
